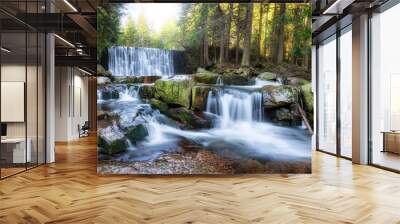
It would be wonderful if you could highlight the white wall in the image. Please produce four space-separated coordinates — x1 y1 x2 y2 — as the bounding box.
55 67 89 141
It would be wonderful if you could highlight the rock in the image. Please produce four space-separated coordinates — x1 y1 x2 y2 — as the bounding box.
154 79 194 108
262 85 299 108
113 76 145 84
149 99 170 113
97 77 112 85
288 77 310 86
257 72 277 81
193 72 219 84
270 106 301 126
301 83 313 123
125 124 149 144
191 85 213 111
222 75 254 85
138 85 156 99
97 111 119 121
235 67 258 77
101 88 120 100
97 64 112 77
168 107 211 129
300 83 313 113
143 76 162 84
98 125 127 155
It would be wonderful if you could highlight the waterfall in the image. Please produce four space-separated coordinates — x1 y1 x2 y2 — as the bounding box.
206 88 263 128
108 46 175 76
97 90 102 100
216 76 223 85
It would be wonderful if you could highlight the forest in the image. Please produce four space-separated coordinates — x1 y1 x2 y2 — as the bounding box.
98 3 311 72
97 3 313 175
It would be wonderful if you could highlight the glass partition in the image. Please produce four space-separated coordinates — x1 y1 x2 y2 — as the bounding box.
370 3 400 171
0 1 46 179
1 31 28 177
339 27 352 158
317 35 337 154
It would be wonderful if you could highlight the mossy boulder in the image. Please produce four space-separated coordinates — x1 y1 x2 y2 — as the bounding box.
222 75 254 85
301 83 313 123
191 85 213 111
149 99 170 113
257 72 277 81
193 72 219 84
262 85 299 108
288 77 310 86
113 76 145 84
154 79 194 108
97 125 127 155
169 107 211 129
138 85 156 99
125 124 149 144
300 83 313 112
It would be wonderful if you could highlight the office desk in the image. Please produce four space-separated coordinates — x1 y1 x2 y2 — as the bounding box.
1 138 31 163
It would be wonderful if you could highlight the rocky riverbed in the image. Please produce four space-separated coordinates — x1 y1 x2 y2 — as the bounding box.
97 65 312 174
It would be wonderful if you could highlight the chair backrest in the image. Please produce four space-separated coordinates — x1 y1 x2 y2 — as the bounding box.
82 121 90 129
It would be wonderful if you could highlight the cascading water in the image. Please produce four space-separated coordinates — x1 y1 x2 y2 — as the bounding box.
108 46 175 76
206 88 263 128
99 83 310 167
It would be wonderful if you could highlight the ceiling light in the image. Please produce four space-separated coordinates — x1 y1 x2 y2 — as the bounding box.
1 47 11 53
54 34 75 48
63 0 78 12
78 67 92 76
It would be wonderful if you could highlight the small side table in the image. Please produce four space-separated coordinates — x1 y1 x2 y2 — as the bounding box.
381 131 400 154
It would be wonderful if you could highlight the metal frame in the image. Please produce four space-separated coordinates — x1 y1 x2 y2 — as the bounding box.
0 0 47 180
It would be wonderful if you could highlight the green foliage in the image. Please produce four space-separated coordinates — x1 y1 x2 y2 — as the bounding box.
98 3 312 69
97 5 123 60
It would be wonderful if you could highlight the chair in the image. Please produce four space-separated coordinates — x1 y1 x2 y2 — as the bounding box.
78 121 90 138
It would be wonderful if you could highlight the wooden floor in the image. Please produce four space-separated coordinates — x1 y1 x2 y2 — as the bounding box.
1 136 400 224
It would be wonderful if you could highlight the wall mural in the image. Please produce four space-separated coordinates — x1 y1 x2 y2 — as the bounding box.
97 3 313 174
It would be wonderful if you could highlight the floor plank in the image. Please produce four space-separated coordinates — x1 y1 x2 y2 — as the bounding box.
0 136 400 224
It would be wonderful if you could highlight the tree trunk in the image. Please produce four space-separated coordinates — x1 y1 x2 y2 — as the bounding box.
203 4 210 66
292 6 301 65
256 3 264 61
218 4 225 64
241 3 253 66
225 3 233 62
263 4 270 58
270 4 279 62
275 3 286 64
235 3 241 64
303 14 310 69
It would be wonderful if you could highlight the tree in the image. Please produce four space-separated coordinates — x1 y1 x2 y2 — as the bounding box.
202 4 210 66
235 3 241 64
225 3 233 61
276 3 286 64
256 3 264 61
218 4 226 64
136 13 152 47
97 4 122 60
119 15 138 46
262 4 271 58
241 3 253 66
